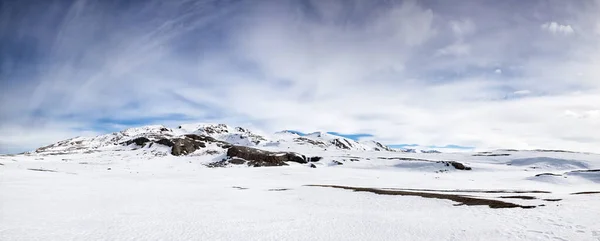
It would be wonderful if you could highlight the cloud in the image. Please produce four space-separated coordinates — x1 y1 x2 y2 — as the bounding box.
2 0 600 153
450 19 476 38
541 21 575 35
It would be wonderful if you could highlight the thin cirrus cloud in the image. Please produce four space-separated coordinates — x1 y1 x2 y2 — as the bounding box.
1 0 600 154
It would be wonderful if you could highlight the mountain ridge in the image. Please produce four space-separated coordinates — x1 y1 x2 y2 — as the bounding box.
31 123 399 155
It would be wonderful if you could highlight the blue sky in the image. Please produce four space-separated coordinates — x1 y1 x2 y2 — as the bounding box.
2 0 600 154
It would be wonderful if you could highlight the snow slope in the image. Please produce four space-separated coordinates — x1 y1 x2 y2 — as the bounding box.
2 124 600 240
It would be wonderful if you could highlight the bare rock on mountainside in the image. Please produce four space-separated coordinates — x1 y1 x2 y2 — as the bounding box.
448 161 472 170
170 134 231 156
226 145 316 167
121 137 151 146
171 138 206 156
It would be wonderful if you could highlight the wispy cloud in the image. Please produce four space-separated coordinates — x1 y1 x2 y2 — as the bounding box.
1 0 600 153
541 22 575 35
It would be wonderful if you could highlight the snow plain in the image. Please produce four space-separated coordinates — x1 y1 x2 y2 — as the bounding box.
2 148 600 241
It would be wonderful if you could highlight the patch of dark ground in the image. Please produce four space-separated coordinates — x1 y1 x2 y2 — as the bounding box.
307 185 537 209
533 149 578 153
473 153 511 157
535 173 563 177
543 199 562 202
268 188 290 191
378 157 472 170
0 163 4 166
206 160 229 168
499 195 537 200
232 186 248 190
380 188 550 194
27 168 57 172
568 169 600 173
571 191 600 195
379 157 432 161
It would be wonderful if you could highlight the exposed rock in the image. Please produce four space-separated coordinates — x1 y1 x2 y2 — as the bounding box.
331 139 351 149
228 158 247 165
499 195 536 200
439 161 472 170
206 160 229 168
307 156 322 162
202 124 230 134
449 161 472 170
226 146 308 167
535 173 562 177
155 138 174 147
307 185 537 209
166 134 232 156
332 160 343 165
171 137 206 156
473 153 510 157
28 168 57 172
184 134 221 143
294 137 326 146
122 137 151 146
373 141 396 152
533 149 577 153
571 191 600 195
309 163 317 168
204 150 221 155
568 169 600 173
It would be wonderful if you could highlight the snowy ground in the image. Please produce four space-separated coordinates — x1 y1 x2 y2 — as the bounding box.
1 150 600 240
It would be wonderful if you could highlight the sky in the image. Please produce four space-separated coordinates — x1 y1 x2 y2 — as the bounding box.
1 0 600 154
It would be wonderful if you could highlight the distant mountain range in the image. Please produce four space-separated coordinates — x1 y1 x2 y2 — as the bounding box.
32 123 409 156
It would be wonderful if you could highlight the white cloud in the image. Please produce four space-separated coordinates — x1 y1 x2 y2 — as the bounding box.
2 0 600 153
513 90 530 95
436 42 470 56
450 19 476 38
541 21 575 35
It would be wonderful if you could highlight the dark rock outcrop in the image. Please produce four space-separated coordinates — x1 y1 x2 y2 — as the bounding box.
171 137 206 156
535 173 562 177
307 156 322 162
331 139 352 149
226 146 308 167
170 134 230 156
446 161 472 170
294 137 326 146
122 137 151 146
139 134 232 156
228 158 247 165
155 138 174 147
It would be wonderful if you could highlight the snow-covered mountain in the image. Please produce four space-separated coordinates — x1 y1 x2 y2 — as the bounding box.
34 125 176 154
32 123 396 155
267 130 396 152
